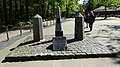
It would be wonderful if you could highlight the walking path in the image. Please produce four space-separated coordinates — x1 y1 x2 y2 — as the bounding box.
85 17 120 52
0 17 120 67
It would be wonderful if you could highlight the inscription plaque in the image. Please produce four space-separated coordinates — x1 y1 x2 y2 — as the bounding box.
53 37 67 51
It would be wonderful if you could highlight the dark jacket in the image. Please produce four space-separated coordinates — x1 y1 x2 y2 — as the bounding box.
89 12 95 23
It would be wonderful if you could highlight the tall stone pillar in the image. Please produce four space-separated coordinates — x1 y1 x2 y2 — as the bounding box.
74 12 84 40
53 6 67 51
55 6 63 37
33 14 43 42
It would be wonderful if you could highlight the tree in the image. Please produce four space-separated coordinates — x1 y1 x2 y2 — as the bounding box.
19 0 23 21
99 0 111 19
14 0 19 23
9 0 13 24
0 0 80 25
86 0 120 19
87 0 99 11
0 1 3 22
25 0 29 21
65 0 79 17
3 0 8 25
42 0 45 19
99 0 120 19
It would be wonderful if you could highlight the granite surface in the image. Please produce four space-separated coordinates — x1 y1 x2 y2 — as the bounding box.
3 34 117 62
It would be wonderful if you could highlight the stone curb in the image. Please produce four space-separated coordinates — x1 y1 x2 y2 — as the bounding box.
2 53 117 62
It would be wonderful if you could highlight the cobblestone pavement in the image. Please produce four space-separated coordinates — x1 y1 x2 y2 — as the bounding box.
3 34 116 62
0 19 120 67
0 18 119 67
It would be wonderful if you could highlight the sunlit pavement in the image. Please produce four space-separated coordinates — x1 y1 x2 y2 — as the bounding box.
0 17 120 67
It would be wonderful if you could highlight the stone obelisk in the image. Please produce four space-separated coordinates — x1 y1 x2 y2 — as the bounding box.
53 6 67 51
55 6 63 37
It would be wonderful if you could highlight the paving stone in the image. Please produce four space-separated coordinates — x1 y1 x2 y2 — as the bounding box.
75 52 86 55
65 51 73 55
3 34 116 62
52 51 58 55
86 52 92 55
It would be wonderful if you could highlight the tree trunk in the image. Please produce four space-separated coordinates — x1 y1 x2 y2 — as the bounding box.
104 6 107 19
25 0 29 21
37 0 39 14
34 0 36 15
19 0 23 22
15 0 19 23
9 0 13 24
0 5 2 22
53 2 55 18
0 6 3 22
3 0 8 25
46 3 50 18
52 1 54 18
42 0 45 19
66 4 69 18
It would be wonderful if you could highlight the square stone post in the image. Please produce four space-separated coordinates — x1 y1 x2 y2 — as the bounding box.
33 14 43 42
74 12 84 40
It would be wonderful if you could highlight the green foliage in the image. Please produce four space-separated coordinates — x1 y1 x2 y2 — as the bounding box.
0 24 6 30
96 0 120 7
26 21 32 25
85 0 120 10
18 21 26 26
78 4 84 13
18 21 32 27
0 0 80 26
84 0 120 19
0 23 14 30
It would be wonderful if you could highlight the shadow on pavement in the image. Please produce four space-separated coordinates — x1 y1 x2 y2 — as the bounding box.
10 39 53 51
85 31 91 33
10 40 35 51
111 51 120 64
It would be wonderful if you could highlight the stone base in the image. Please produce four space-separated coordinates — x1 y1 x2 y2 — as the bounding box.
2 34 117 62
53 37 67 51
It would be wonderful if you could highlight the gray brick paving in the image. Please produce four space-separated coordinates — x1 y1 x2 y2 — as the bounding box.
3 34 117 62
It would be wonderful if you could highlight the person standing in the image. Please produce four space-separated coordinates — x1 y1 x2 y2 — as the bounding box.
84 12 89 28
88 11 95 31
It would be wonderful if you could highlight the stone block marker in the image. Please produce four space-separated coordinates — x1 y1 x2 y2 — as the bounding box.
33 14 43 42
74 12 84 40
53 37 67 51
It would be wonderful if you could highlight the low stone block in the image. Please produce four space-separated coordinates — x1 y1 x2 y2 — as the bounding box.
53 37 67 51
